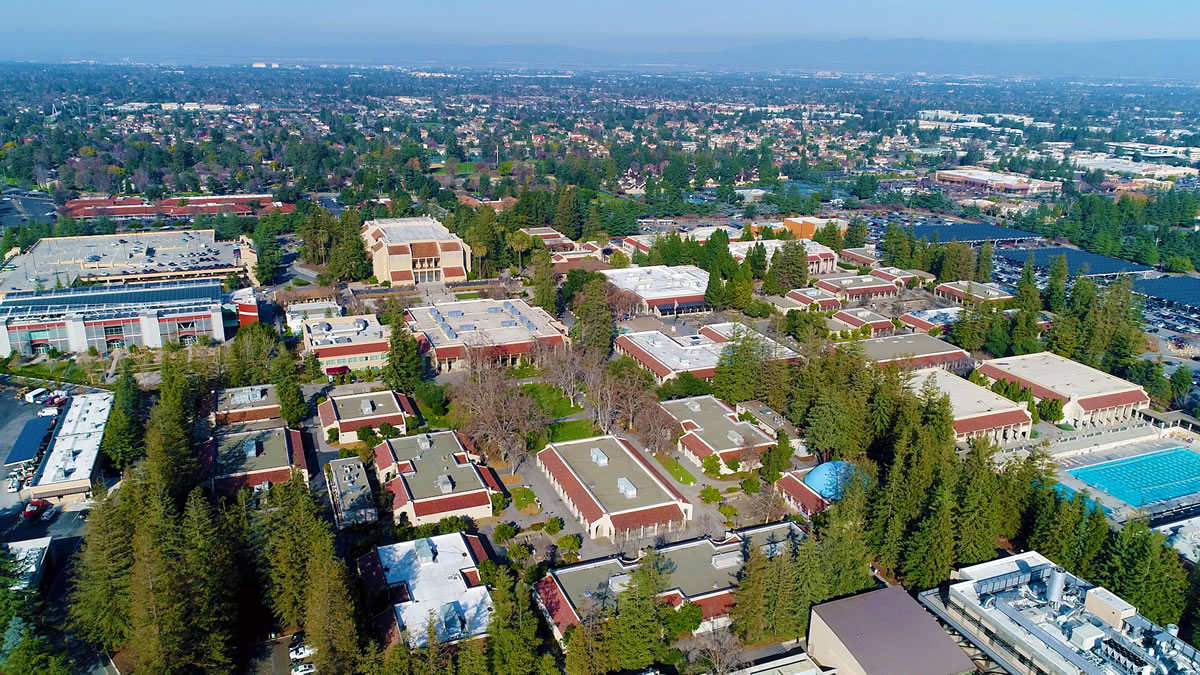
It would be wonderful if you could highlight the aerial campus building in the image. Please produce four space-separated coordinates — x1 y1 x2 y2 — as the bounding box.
814 274 901 302
911 368 1033 444
934 167 1062 194
359 532 494 648
934 280 1015 305
28 392 114 501
828 308 896 338
372 431 504 527
600 265 710 315
856 333 972 370
536 435 693 541
613 322 798 384
405 298 569 371
920 551 1200 675
660 396 775 474
726 239 838 276
317 390 411 444
534 521 802 642
302 314 390 375
361 217 472 285
326 456 378 530
976 352 1149 428
0 230 252 294
0 280 239 356
785 286 842 311
208 423 309 496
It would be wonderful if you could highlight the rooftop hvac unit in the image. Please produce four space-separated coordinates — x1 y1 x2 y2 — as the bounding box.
487 306 502 313
243 438 260 458
458 324 476 331
435 474 454 494
685 399 701 413
607 573 630 594
590 447 608 466
415 538 437 564
360 399 375 415
446 329 458 339
711 550 743 570
321 322 332 332
418 435 433 450
727 430 744 445
503 301 515 311
440 322 454 334
617 476 637 499
501 320 517 327
354 318 368 331
447 310 464 317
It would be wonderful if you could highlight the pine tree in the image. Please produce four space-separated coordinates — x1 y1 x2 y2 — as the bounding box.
178 490 238 671
487 571 539 675
768 540 805 639
532 248 558 315
844 217 868 249
554 187 582 239
564 620 609 675
975 241 994 282
791 536 829 636
713 327 767 404
820 469 874 597
607 551 666 670
954 439 1000 565
704 265 728 310
1046 253 1068 313
729 261 754 309
901 473 958 590
382 326 424 393
261 475 322 627
305 534 360 675
570 279 615 361
456 637 489 675
760 250 782 296
729 548 770 643
128 485 189 672
69 483 135 651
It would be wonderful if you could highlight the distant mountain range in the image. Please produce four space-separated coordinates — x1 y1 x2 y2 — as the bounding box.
4 33 1200 79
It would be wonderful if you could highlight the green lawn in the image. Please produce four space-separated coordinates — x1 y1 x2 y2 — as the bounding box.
455 291 481 300
548 419 598 443
522 382 582 419
657 455 697 485
416 399 454 430
510 486 541 514
507 361 541 379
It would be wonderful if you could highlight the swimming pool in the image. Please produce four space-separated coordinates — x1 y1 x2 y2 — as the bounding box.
1069 448 1200 507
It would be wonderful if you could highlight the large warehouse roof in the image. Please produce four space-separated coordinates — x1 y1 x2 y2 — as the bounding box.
601 265 710 303
978 352 1145 402
906 222 1042 243
995 247 1152 277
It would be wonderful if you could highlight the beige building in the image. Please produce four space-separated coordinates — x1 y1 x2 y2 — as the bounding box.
361 217 472 285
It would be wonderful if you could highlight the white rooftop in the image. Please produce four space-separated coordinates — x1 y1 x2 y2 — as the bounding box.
910 368 1027 421
601 265 710 301
727 238 834 262
981 352 1142 400
939 280 1014 300
365 216 459 243
821 275 895 290
375 533 493 647
303 314 388 347
407 299 565 350
35 392 112 488
3 536 51 589
622 323 796 374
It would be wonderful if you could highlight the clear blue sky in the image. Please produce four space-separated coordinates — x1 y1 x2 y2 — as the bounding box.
7 0 1200 45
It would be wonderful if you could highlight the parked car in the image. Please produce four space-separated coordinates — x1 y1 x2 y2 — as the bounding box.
37 407 59 417
40 506 57 522
6 478 19 493
290 643 317 661
291 664 316 675
22 500 48 520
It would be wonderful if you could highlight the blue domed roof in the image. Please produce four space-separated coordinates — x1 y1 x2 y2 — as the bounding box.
804 461 855 500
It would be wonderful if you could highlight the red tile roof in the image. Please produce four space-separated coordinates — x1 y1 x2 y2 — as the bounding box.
680 432 715 459
317 399 336 429
443 266 466 278
411 489 491 517
477 465 505 493
777 472 829 514
615 335 673 378
692 591 736 620
312 342 387 359
953 409 1033 436
538 448 605 524
411 242 439 258
464 533 490 564
385 476 410 510
391 270 414 282
535 576 581 631
1078 389 1149 412
610 503 687 532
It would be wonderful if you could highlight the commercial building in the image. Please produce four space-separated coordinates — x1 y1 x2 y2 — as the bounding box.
727 239 838 276
534 521 802 642
3 536 52 591
829 308 895 338
327 456 378 530
614 322 798 384
919 551 1200 675
809 585 974 675
318 390 410 444
62 194 296 221
518 226 575 252
0 230 248 294
935 281 1015 305
838 246 880 268
359 533 493 648
869 266 920 286
899 306 964 334
284 300 342 335
214 385 280 425
405 299 569 371
302 314 390 375
536 435 692 540
0 280 231 356
660 396 774 474
911 368 1032 444
776 217 848 240
600 265 710 315
856 334 972 370
785 287 842 311
361 217 471 285
814 275 901 302
934 167 1062 194
373 431 503 526
28 393 113 501
209 424 309 495
976 352 1149 427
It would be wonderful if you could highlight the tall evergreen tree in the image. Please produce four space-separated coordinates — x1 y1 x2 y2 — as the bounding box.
975 241 994 282
305 535 360 675
901 473 958 590
791 536 829 636
69 483 135 651
1045 253 1068 313
607 551 666 670
713 328 768 404
128 486 189 673
729 548 770 644
570 279 615 361
261 475 322 627
954 439 999 565
487 571 540 675
704 265 729 310
819 468 874 597
178 490 238 672
844 217 868 249
532 248 558 316
382 326 424 393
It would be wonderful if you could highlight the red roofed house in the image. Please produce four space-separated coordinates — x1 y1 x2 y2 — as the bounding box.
374 431 501 526
911 368 1032 444
210 423 309 496
815 275 901 301
777 470 830 516
537 435 692 540
534 521 803 643
361 216 472 286
829 308 896 338
659 396 775 475
975 352 1149 428
785 287 842 311
318 390 410 444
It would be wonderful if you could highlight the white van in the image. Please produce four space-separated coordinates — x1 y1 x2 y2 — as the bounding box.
37 407 59 417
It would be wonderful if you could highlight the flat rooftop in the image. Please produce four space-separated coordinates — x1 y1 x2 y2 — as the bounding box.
0 230 240 293
903 306 963 325
660 395 772 453
551 522 800 615
819 275 896 290
34 392 113 488
375 533 492 646
364 216 459 242
788 287 839 302
303 314 388 347
216 385 279 412
857 334 968 363
980 352 1141 399
546 436 676 513
331 390 402 421
837 308 890 323
938 280 1014 301
328 456 374 516
911 368 1027 421
620 323 796 375
407 299 565 351
380 432 485 501
285 300 341 318
214 426 292 477
601 265 709 301
0 279 223 321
